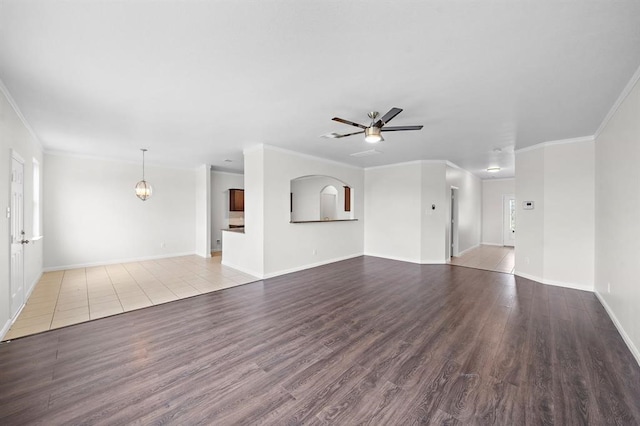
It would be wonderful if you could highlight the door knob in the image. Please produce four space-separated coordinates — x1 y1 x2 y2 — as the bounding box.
21 239 30 244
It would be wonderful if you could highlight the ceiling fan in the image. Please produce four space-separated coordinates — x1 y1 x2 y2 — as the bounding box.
324 107 423 143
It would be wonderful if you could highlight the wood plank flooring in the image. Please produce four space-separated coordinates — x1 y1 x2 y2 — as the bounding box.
1 256 639 424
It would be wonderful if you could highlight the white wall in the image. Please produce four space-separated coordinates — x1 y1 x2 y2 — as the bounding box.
420 162 448 263
262 147 364 277
595 74 640 363
0 84 44 337
515 148 545 279
365 162 423 263
224 145 364 278
446 164 482 256
43 153 197 269
222 146 264 277
514 140 594 291
194 164 211 258
543 141 594 289
364 160 480 265
482 178 515 245
210 170 244 252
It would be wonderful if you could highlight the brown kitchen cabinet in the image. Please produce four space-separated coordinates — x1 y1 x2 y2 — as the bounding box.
229 189 244 211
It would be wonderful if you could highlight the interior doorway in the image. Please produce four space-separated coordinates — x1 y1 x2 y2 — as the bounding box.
503 194 516 247
320 185 338 220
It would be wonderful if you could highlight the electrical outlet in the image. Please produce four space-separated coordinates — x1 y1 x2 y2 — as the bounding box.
216 239 221 245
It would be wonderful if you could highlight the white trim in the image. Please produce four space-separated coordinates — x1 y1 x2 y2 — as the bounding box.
219 261 263 280
11 149 25 164
0 78 44 152
514 271 593 291
365 159 448 171
456 244 479 257
44 150 196 171
480 242 504 246
261 253 364 279
210 169 244 177
595 62 640 139
261 144 362 170
515 136 595 154
363 252 447 265
0 270 42 341
595 291 640 367
364 252 422 264
43 251 197 272
0 319 11 341
481 177 515 183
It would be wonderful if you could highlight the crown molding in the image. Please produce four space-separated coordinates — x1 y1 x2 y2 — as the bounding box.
44 149 196 170
255 144 363 170
515 135 595 154
0 78 44 152
595 62 640 139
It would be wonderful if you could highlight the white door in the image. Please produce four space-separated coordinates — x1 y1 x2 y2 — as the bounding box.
503 194 516 247
10 155 27 318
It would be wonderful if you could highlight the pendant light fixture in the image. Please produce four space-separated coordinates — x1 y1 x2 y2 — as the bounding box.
135 148 152 201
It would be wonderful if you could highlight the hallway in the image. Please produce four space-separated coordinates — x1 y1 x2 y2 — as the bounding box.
449 244 514 274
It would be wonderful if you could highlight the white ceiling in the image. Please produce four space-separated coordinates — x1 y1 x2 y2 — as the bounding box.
1 1 639 179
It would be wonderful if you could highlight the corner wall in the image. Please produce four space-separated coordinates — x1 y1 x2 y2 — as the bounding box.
514 140 595 291
595 74 640 363
445 164 482 256
0 84 44 337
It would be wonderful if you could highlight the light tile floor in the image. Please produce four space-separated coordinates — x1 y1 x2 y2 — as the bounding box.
3 255 258 341
449 244 515 274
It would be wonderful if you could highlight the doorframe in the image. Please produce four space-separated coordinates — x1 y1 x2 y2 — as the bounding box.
502 194 516 247
450 186 459 258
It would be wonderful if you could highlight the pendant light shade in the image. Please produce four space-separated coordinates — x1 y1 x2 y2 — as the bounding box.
135 148 152 201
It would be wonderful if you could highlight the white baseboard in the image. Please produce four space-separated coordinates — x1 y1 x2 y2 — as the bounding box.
1 270 43 341
457 244 480 256
219 261 264 280
262 253 364 279
0 319 11 341
364 252 447 265
513 271 593 292
43 251 198 272
595 291 640 367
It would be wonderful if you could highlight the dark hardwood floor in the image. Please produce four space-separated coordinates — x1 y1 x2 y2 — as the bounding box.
1 256 639 424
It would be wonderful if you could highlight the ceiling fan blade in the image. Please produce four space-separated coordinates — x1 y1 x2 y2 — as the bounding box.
374 107 403 127
322 131 364 139
380 125 424 132
332 117 368 129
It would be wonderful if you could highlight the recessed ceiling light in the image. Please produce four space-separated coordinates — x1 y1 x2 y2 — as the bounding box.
487 167 501 173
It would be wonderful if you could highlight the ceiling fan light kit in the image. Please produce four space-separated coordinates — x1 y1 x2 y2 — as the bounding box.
364 127 383 143
327 107 423 144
